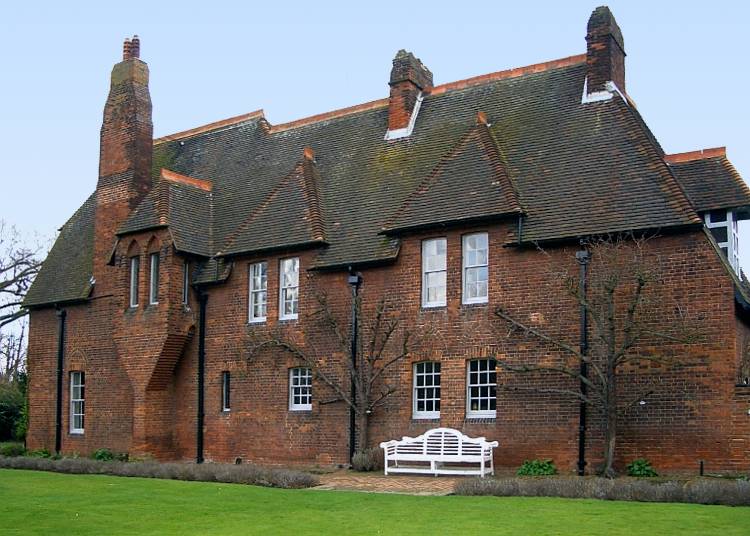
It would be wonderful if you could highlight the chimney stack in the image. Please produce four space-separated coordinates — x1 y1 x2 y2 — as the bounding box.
585 6 625 95
386 50 433 136
94 35 153 291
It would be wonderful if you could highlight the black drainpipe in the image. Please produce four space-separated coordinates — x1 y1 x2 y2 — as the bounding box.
347 270 361 463
575 248 590 476
54 308 67 455
196 290 208 464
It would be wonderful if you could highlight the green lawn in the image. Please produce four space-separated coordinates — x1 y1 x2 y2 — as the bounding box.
2 469 749 535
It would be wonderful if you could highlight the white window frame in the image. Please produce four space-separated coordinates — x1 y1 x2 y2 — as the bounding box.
248 262 268 323
129 256 140 308
221 371 231 412
462 232 489 304
412 361 441 419
289 367 312 411
149 252 159 305
422 238 447 308
279 257 299 321
182 260 190 305
705 210 740 273
466 358 497 418
70 371 85 434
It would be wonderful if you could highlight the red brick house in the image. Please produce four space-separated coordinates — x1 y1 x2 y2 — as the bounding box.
23 7 750 473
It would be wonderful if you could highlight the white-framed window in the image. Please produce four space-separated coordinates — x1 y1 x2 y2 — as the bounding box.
221 371 231 412
249 262 268 323
182 260 190 305
279 257 299 320
463 233 489 304
129 256 140 308
422 238 447 307
413 361 441 419
149 252 159 305
705 210 740 273
70 371 85 434
467 358 497 418
289 367 312 411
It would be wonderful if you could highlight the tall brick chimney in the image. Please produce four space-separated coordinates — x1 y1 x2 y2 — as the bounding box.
94 35 153 290
386 50 433 137
585 6 625 95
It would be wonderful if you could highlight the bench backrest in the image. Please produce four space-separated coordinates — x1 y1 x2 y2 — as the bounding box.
382 427 497 456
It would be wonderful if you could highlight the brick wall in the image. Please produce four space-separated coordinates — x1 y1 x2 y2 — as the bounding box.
26 224 750 473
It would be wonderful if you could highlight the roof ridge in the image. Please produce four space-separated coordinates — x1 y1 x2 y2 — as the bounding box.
161 168 213 191
429 54 586 96
300 158 326 242
665 147 727 164
476 122 523 213
152 54 586 144
153 110 265 145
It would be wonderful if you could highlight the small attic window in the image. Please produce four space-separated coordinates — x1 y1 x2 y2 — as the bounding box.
705 209 739 273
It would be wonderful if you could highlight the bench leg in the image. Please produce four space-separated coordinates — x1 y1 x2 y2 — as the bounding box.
481 458 485 478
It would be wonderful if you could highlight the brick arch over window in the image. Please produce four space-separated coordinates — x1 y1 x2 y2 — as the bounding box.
145 236 160 254
125 239 141 258
67 348 88 371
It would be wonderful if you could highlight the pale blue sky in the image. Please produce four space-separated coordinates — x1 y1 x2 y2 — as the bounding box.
2 1 749 268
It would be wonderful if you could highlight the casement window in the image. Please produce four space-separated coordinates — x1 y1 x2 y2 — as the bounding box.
466 358 497 418
149 252 160 305
129 256 140 308
289 367 312 411
249 262 268 323
221 371 231 412
422 238 447 307
705 210 740 273
70 371 85 434
413 362 441 419
463 233 489 304
279 257 299 320
182 260 190 305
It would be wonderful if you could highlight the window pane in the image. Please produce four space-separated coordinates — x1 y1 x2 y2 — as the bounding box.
150 253 159 303
710 209 727 223
710 226 728 243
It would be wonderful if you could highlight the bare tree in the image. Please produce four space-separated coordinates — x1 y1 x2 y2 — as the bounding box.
248 276 432 456
0 320 26 382
494 235 700 477
0 221 42 330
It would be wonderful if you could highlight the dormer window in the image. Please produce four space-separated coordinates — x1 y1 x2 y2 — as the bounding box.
705 209 739 273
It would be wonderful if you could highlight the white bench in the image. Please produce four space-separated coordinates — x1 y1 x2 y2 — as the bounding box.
379 427 498 477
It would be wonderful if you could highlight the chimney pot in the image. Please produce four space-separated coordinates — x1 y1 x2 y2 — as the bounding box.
131 35 140 59
123 38 132 61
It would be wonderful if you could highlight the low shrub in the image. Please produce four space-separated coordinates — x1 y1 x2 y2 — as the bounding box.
627 458 658 477
453 476 750 506
517 459 557 476
27 448 51 458
0 442 25 457
351 448 384 472
92 448 114 461
0 456 319 489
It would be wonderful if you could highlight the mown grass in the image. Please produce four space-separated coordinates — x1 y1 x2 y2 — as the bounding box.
2 469 750 535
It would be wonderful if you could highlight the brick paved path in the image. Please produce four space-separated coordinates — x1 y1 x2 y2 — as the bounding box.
315 470 462 495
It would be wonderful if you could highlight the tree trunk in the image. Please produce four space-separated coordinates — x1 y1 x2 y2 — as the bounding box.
355 409 369 454
601 369 617 478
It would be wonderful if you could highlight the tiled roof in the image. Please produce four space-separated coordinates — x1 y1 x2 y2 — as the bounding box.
28 53 746 305
383 120 521 233
666 149 750 215
119 169 214 256
23 193 96 307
